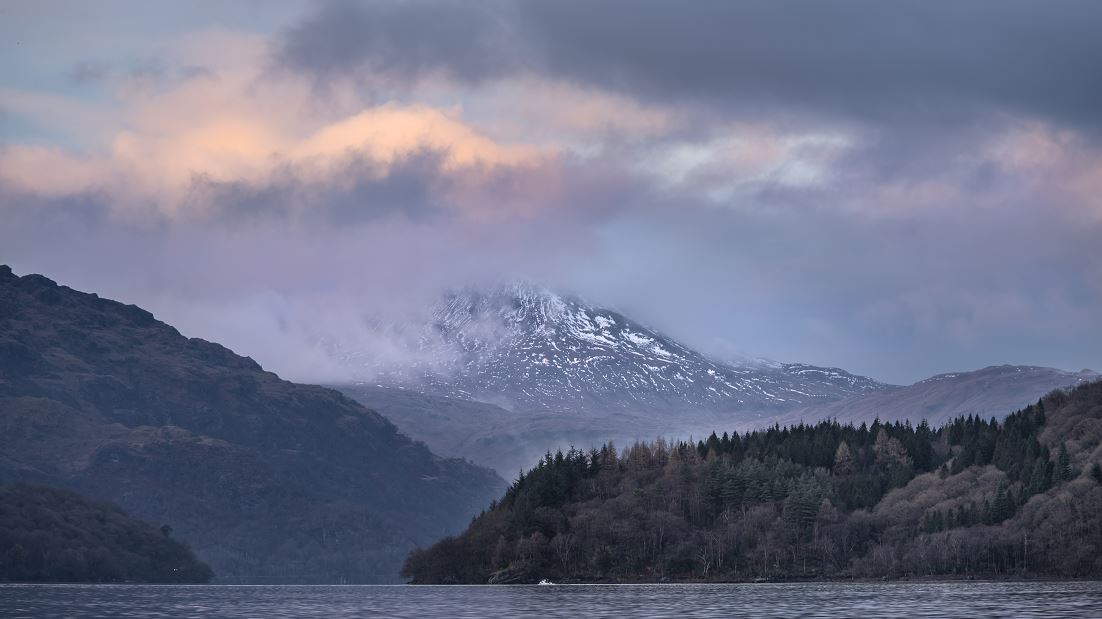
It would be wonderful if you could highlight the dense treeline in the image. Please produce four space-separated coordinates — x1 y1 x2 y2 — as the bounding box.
403 381 1102 583
0 484 213 583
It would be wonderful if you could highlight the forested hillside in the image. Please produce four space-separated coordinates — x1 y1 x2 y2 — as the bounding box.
0 483 212 582
404 381 1102 583
0 266 504 583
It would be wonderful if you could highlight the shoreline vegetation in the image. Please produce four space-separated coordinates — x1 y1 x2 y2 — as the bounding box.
0 483 212 584
403 381 1102 584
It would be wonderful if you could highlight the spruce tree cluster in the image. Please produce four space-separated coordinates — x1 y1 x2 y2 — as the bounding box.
404 384 1102 583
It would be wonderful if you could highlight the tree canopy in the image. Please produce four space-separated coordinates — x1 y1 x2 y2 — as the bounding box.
0 484 213 583
404 381 1102 583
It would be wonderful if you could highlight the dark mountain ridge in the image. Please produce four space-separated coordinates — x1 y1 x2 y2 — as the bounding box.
0 265 504 583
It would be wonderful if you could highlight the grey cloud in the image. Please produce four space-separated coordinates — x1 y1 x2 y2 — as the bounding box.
67 61 111 84
190 149 451 226
519 0 1102 129
7 0 1102 385
3 123 1101 385
274 0 524 85
276 0 1102 131
179 65 216 81
566 184 1102 384
65 59 216 89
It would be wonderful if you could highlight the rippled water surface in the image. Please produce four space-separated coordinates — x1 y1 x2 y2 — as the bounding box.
2 581 1101 618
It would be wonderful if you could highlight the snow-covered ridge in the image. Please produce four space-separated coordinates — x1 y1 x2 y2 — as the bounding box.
349 283 888 414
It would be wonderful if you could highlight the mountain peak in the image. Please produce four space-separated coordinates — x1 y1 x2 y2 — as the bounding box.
438 281 575 331
355 282 888 415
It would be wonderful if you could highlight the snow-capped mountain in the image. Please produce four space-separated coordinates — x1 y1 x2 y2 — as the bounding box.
348 283 887 415
332 285 1098 476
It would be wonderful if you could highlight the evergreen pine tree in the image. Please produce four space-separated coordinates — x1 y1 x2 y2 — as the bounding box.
991 483 1011 523
1056 444 1072 483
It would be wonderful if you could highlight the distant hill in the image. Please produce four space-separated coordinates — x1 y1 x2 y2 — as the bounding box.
335 339 1093 473
338 384 650 477
403 380 1102 583
0 265 504 583
781 365 1098 427
0 483 212 583
336 385 529 473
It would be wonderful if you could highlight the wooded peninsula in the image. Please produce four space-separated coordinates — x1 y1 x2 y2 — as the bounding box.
404 381 1102 583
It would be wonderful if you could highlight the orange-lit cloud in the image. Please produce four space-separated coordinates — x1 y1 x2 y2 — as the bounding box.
991 124 1102 219
0 31 556 221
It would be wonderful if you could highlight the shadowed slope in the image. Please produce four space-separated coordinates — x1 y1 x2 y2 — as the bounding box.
0 265 504 583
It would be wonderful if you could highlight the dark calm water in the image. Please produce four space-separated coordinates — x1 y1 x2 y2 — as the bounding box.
2 582 1101 618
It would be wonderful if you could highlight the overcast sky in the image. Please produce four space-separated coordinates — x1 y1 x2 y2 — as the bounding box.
2 0 1100 384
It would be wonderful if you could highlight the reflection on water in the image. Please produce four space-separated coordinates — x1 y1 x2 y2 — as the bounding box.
2 581 1101 618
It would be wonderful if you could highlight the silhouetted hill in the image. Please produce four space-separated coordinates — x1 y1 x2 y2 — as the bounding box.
403 381 1102 583
0 265 504 583
0 483 212 583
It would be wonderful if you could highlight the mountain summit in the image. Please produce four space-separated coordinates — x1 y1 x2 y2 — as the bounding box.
337 285 1095 477
355 283 887 415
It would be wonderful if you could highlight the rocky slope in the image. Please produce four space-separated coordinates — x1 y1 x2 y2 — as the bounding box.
336 284 889 475
344 284 886 416
0 265 504 583
337 286 1095 476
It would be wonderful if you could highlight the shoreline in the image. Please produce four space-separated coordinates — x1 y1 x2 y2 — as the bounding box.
5 577 1102 587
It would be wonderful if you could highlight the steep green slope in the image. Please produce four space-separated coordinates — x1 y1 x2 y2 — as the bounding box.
0 483 212 582
0 265 504 582
404 381 1102 583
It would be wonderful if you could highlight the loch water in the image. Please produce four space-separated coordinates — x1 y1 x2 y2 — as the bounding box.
2 581 1101 618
